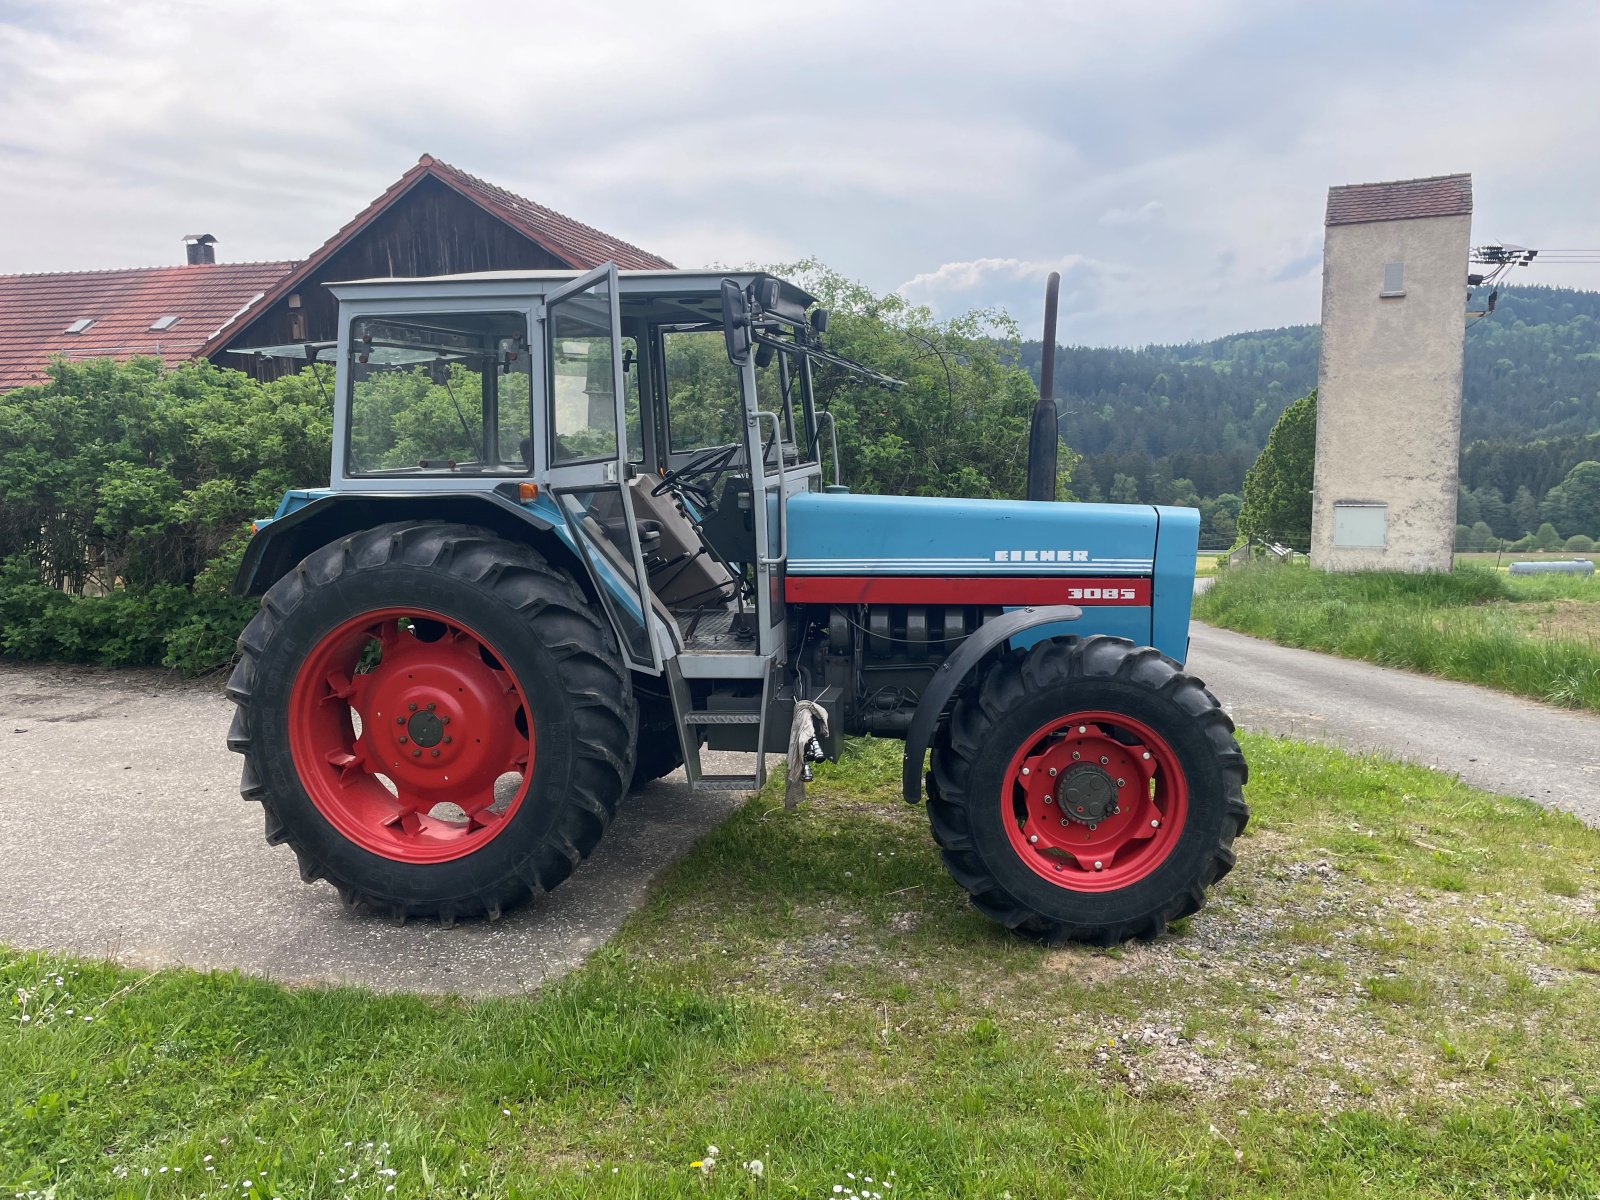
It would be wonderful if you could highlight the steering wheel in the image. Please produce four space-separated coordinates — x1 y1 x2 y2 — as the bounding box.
652 443 742 507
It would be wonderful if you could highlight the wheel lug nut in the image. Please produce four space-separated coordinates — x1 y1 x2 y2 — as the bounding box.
441 716 450 725
412 749 422 758
443 736 452 744
1054 863 1063 871
1028 835 1039 844
398 737 408 745
1020 767 1030 777
431 749 440 758
427 703 436 712
1088 823 1097 831
1142 751 1151 761
1060 819 1070 827
1151 819 1161 828
408 703 417 712
1078 725 1087 734
1113 806 1121 815
1072 751 1081 761
1093 861 1103 871
1116 778 1125 788
1100 756 1109 765
395 717 405 725
1047 767 1057 777
1044 795 1053 804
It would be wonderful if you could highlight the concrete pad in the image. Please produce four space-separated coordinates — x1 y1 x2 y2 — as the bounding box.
0 660 753 996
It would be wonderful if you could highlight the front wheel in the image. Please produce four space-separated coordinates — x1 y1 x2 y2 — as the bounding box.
927 636 1248 944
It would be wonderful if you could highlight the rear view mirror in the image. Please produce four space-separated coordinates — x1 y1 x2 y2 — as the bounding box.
721 279 751 366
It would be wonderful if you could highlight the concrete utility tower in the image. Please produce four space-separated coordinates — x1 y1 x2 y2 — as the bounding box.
1311 173 1472 572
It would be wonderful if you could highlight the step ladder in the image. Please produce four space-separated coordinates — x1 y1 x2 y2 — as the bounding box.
664 656 774 793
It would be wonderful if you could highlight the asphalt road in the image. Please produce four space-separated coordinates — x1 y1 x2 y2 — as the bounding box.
1186 622 1600 824
0 660 752 995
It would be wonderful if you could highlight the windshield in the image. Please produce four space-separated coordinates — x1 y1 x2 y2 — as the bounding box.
661 326 809 459
346 312 530 475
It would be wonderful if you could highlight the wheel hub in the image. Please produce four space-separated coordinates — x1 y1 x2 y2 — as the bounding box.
406 709 445 748
1060 764 1118 825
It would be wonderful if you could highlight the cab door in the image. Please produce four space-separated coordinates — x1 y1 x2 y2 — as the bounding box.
542 263 663 672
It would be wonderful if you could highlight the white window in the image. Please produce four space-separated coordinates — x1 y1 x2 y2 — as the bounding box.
64 318 94 334
149 314 181 332
1333 502 1387 549
1380 262 1405 297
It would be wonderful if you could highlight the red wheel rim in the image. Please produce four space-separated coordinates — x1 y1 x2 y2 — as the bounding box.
288 607 533 864
1001 710 1188 892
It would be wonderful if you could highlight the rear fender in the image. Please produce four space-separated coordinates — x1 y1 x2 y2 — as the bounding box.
900 604 1081 803
235 490 568 597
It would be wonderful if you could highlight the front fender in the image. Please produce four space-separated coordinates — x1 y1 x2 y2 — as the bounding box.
900 604 1082 803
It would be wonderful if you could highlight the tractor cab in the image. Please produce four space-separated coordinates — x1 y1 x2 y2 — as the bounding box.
237 264 897 792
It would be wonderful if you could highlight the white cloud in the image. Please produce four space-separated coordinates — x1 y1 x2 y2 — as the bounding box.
1099 201 1165 227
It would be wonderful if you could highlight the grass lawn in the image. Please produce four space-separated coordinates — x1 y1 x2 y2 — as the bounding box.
7 736 1600 1197
1196 564 1600 709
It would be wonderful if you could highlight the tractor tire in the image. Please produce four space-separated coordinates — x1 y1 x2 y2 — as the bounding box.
927 636 1247 945
225 522 636 923
630 697 684 790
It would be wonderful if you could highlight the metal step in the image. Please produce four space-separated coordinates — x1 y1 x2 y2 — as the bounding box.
686 710 762 725
696 774 762 792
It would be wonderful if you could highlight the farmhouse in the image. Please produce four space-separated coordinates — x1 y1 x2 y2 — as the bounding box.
0 155 672 391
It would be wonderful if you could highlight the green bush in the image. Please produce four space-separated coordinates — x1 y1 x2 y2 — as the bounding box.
0 357 330 672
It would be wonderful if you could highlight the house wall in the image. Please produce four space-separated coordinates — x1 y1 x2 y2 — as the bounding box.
214 177 568 379
1310 211 1470 571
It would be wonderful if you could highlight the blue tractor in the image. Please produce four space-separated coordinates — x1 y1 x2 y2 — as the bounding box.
227 263 1247 943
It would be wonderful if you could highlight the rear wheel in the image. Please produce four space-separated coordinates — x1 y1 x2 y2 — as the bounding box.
226 522 636 922
928 636 1247 944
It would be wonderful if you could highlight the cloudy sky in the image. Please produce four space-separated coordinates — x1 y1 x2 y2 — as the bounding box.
2 0 1597 345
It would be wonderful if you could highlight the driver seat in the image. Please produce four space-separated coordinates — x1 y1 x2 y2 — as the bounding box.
627 472 736 609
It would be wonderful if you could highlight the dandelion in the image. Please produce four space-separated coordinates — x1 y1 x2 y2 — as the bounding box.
744 1159 764 1177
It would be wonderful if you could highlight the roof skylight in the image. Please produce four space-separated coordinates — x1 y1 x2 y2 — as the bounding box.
149 314 181 332
64 318 94 334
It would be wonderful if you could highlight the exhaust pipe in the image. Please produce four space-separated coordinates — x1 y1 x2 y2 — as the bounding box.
1025 271 1061 502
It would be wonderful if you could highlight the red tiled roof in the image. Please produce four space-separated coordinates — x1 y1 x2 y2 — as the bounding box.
196 154 675 358
0 260 297 392
1326 173 1473 226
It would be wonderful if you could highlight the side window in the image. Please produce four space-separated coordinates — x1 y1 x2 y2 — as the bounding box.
549 280 619 465
346 312 529 476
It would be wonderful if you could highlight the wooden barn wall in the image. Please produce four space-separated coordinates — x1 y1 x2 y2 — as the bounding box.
214 177 569 380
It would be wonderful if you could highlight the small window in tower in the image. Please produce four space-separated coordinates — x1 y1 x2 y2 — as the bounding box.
1380 262 1405 297
149 314 181 332
64 318 95 334
1333 501 1387 549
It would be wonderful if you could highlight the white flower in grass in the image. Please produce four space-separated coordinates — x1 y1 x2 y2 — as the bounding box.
744 1159 764 1177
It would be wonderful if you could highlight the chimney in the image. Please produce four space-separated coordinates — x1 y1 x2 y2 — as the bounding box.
183 233 217 265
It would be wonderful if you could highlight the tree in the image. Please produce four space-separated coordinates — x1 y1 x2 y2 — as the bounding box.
1534 522 1563 551
1238 389 1316 548
1109 473 1141 504
1470 521 1496 551
1543 461 1600 538
1511 485 1539 536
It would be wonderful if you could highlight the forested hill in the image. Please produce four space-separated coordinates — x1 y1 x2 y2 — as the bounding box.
1019 285 1600 505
